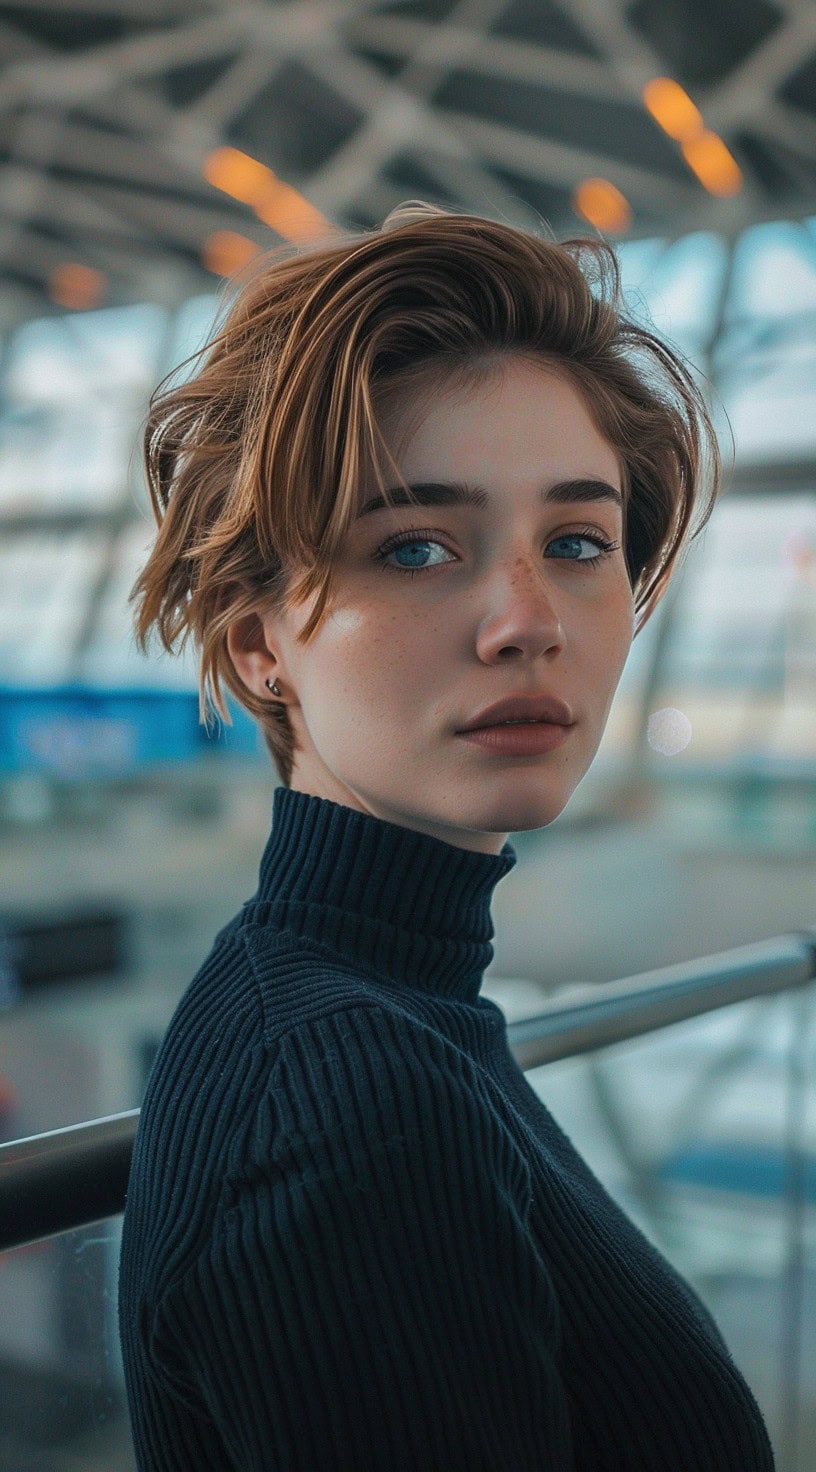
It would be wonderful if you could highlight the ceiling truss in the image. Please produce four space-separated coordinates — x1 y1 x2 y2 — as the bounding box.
0 0 814 325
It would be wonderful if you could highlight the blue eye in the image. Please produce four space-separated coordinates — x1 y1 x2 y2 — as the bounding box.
374 527 620 576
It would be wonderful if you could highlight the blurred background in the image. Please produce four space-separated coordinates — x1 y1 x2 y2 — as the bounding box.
0 0 815 1468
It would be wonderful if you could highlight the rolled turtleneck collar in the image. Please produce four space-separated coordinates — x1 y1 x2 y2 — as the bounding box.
242 786 517 1004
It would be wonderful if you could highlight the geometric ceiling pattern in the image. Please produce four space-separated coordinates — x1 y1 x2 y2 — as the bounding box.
2 2 816 716
3 0 816 329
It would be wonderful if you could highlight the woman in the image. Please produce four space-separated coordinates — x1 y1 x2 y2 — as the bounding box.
118 201 774 1470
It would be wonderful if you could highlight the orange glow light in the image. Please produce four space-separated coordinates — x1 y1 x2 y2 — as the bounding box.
642 77 703 143
49 262 105 310
253 180 332 244
571 178 632 234
203 146 272 207
202 231 261 277
203 143 334 245
681 130 743 196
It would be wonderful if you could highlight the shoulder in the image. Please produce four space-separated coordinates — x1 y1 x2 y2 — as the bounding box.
231 997 531 1212
237 921 417 1042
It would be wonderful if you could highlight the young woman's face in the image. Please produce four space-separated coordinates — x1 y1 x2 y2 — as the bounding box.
238 355 636 854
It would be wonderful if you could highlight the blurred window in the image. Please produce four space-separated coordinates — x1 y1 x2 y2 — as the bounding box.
645 493 816 763
0 305 166 514
0 531 108 682
76 522 200 688
618 231 729 360
157 293 220 386
716 222 816 463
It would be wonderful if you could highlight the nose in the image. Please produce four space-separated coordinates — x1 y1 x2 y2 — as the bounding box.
474 553 562 662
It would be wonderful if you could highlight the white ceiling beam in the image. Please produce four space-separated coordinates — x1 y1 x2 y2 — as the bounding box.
302 0 537 217
0 108 64 275
302 41 539 229
702 9 816 132
1 217 125 279
0 17 314 273
5 218 204 307
178 46 287 133
0 0 220 259
342 14 623 102
0 277 50 331
350 175 416 224
0 1 369 110
0 17 43 64
77 175 268 250
0 10 237 111
0 0 195 18
1 220 69 275
73 78 220 163
450 111 697 211
0 166 153 238
411 149 551 233
764 98 816 161
298 64 452 214
735 101 816 197
554 0 667 93
25 114 219 198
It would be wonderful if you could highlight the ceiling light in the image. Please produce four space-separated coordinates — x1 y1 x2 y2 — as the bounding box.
643 78 703 143
253 180 332 244
572 178 632 234
203 146 271 207
48 263 105 310
681 132 743 197
202 231 261 277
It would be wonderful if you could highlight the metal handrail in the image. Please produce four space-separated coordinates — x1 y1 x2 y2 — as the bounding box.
1 928 814 1253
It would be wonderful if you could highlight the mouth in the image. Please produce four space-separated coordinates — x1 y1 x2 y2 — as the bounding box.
468 719 556 728
455 720 573 754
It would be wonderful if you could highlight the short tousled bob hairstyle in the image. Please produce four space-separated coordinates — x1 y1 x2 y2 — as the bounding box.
130 199 726 790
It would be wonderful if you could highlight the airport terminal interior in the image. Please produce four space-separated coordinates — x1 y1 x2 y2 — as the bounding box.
1 0 816 1468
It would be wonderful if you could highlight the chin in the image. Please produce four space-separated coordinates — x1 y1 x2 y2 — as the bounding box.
469 788 572 836
505 806 567 835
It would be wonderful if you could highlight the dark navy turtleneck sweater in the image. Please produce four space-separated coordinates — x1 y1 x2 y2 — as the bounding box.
118 787 776 1471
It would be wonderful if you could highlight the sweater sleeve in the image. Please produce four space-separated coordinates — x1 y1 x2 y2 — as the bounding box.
150 1005 573 1471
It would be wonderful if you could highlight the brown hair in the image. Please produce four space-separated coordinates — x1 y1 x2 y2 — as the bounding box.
129 200 725 788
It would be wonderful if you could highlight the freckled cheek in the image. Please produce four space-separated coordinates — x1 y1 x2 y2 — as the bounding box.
324 605 414 697
583 610 633 711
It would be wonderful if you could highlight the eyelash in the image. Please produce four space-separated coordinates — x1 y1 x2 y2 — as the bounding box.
373 525 621 577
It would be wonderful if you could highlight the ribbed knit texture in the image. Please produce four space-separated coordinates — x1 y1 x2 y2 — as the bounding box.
118 787 776 1471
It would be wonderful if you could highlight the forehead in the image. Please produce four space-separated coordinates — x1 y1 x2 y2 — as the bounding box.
375 357 621 483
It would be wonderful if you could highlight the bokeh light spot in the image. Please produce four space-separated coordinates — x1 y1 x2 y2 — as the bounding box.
647 707 693 756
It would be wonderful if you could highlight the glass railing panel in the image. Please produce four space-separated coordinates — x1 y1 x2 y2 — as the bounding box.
0 1217 134 1470
519 980 816 1471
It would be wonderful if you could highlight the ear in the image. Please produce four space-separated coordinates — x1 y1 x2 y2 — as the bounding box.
226 610 280 698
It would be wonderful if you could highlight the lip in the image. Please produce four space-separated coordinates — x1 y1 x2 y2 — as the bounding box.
456 722 572 756
456 691 574 732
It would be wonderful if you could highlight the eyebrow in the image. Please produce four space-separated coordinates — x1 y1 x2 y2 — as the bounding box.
356 478 623 519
